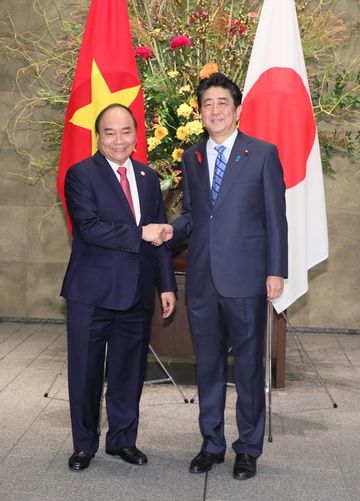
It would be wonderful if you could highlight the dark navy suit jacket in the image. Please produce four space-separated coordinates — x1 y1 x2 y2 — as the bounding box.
61 151 176 310
172 131 288 297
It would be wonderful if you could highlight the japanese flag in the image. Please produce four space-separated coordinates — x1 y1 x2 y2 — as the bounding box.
239 0 328 313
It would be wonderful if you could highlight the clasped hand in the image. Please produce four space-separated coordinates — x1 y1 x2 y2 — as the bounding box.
142 223 173 246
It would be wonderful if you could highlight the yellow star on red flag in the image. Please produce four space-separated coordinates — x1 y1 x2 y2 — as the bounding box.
57 0 147 233
70 59 140 153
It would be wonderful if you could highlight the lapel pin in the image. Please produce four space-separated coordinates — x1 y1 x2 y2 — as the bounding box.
195 151 202 164
244 149 249 155
141 171 146 176
235 155 241 162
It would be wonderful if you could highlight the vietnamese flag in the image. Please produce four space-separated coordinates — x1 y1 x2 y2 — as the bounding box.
57 0 147 231
239 0 328 313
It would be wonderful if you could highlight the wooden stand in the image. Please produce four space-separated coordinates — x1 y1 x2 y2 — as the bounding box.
151 272 194 357
150 251 287 388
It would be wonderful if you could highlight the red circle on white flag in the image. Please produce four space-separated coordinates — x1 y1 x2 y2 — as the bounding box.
239 67 316 189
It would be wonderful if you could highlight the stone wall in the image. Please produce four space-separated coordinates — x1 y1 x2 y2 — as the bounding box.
0 0 359 329
0 0 70 319
288 0 360 329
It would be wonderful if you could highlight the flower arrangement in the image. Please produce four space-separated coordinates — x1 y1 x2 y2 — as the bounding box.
1 0 358 209
129 0 259 193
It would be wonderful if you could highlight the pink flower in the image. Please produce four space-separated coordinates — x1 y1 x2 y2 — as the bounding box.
189 11 199 24
195 151 202 163
170 35 192 50
189 9 208 24
135 46 153 61
239 24 247 35
229 19 247 37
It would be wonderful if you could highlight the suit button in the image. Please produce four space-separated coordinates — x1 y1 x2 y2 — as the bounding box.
210 215 215 220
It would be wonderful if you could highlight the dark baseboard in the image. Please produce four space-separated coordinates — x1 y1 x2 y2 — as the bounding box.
289 326 360 336
1 316 359 336
0 316 65 324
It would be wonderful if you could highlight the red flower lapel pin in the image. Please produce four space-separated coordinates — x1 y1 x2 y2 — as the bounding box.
195 150 202 164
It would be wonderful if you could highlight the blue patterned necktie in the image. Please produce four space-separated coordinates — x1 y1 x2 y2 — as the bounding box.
211 145 227 205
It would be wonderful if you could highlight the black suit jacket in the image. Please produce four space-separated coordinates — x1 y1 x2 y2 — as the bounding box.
61 151 176 310
172 131 288 297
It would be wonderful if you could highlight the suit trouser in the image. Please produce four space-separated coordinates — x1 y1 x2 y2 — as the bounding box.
66 300 152 456
187 283 266 458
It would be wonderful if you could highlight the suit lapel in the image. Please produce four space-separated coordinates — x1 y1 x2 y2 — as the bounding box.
94 151 121 196
192 140 212 208
132 160 148 225
93 151 136 220
213 132 253 211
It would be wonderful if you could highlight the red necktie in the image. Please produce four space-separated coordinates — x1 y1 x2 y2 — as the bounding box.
117 166 136 221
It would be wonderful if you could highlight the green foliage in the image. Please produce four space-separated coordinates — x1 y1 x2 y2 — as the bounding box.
0 0 359 196
319 129 360 175
129 0 260 184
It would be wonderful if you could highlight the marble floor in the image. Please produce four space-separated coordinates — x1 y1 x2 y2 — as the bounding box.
0 321 360 500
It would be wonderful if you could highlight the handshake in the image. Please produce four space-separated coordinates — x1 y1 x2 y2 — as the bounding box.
142 223 173 247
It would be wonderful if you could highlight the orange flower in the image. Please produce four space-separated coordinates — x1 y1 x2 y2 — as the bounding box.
189 97 198 109
200 62 219 80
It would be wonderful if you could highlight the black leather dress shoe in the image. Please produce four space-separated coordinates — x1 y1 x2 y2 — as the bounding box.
106 447 148 465
233 453 257 480
68 451 94 471
189 451 225 473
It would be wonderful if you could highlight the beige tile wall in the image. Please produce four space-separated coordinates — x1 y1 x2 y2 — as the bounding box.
0 0 359 329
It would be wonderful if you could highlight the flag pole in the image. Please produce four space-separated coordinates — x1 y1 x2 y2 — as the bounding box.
281 312 338 409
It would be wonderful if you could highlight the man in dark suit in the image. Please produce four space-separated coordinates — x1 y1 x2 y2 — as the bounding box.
61 103 176 471
165 73 287 480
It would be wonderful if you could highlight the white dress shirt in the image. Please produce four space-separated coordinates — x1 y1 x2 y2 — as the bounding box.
206 129 238 187
107 157 141 225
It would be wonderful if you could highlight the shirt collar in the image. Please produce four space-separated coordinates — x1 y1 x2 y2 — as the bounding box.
208 129 238 152
106 157 133 175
